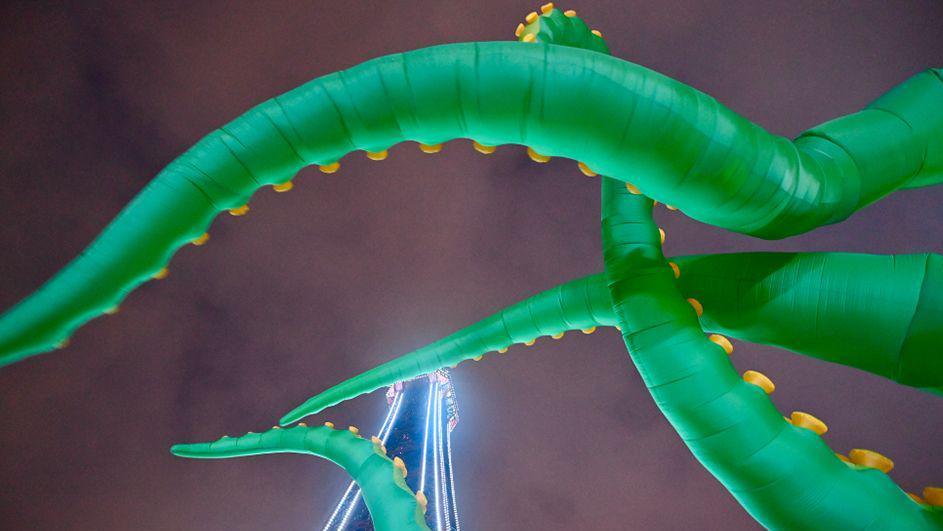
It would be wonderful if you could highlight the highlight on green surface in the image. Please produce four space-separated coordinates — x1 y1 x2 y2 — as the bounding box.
1 2 941 528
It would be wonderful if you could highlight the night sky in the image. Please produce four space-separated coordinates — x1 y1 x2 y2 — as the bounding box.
1 1 941 529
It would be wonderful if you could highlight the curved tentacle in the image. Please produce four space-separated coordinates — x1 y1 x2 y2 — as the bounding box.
600 177 943 528
281 251 943 424
1 37 939 365
171 424 429 531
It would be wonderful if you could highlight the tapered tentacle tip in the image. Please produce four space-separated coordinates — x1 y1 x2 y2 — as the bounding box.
742 370 775 394
229 204 249 216
191 232 210 246
416 491 428 513
272 180 294 192
848 449 894 473
577 161 597 177
658 228 666 245
318 162 340 173
924 487 943 506
708 334 733 355
790 411 827 435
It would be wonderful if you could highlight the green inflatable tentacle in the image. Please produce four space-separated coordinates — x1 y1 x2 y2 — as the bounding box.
281 274 615 424
171 424 430 531
281 251 942 424
1 30 939 365
600 178 942 528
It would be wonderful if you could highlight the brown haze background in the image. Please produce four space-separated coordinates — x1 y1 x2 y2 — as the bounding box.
1 1 941 529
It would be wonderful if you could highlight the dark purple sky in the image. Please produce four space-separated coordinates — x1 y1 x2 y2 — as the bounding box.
1 1 941 529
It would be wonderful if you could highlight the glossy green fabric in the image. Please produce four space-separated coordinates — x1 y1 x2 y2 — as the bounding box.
172 425 429 531
0 45 939 365
281 252 942 423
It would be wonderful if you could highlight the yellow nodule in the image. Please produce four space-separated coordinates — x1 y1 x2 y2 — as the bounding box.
625 182 641 194
708 334 733 354
416 491 428 512
564 9 577 17
848 448 894 473
790 411 827 436
540 3 554 14
522 33 536 43
152 268 169 280
191 232 210 246
515 23 526 37
668 261 680 278
104 306 120 315
418 143 442 153
525 11 538 24
297 422 307 427
551 332 564 339
497 347 508 353
923 487 943 506
272 181 294 192
324 421 335 429
393 456 408 477
665 204 678 211
686 298 703 317
591 29 602 37
658 228 666 245
348 426 360 435
229 204 249 216
577 161 597 177
524 339 536 346
366 150 388 161
473 355 483 361
581 326 597 334
742 370 774 394
472 140 496 154
318 162 340 173
527 147 550 162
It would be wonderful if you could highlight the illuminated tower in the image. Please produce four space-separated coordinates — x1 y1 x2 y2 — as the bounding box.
321 369 461 531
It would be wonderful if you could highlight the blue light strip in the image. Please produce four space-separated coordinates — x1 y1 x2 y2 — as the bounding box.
446 421 461 531
322 391 404 530
419 377 435 496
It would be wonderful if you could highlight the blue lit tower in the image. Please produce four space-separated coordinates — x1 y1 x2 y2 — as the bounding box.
321 369 461 531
